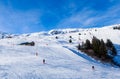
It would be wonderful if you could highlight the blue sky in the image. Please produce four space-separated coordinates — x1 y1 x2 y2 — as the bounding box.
0 0 120 34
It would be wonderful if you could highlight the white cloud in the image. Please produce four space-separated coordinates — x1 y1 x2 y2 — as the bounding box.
0 3 43 33
56 2 120 28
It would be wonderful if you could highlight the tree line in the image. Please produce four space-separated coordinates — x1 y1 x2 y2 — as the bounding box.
113 26 120 30
77 36 117 63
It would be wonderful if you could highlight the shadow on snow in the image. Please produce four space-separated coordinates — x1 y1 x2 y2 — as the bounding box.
63 46 97 63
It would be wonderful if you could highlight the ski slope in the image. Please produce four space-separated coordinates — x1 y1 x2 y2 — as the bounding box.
0 25 120 79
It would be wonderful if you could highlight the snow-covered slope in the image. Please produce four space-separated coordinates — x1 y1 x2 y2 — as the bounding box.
0 24 120 79
47 24 120 45
0 31 12 39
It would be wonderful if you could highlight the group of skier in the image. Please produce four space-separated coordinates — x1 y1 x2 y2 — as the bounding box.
35 52 46 64
35 52 95 70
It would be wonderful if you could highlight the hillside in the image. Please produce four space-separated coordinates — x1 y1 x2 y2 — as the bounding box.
0 24 120 79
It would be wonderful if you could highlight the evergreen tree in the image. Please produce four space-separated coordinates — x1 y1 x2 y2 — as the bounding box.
106 39 117 56
31 41 35 46
77 44 81 50
81 42 85 50
69 36 72 38
99 39 107 59
106 39 113 48
92 36 101 56
55 36 58 39
84 39 92 49
69 39 72 43
78 33 81 35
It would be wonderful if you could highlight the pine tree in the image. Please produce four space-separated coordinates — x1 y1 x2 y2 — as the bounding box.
78 33 81 35
69 39 72 43
111 46 117 56
99 39 107 59
77 44 81 50
106 39 113 48
69 36 72 38
106 39 117 56
84 39 92 49
81 42 85 50
55 36 58 39
92 36 101 56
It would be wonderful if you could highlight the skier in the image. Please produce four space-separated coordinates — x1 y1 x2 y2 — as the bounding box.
92 66 95 70
43 59 45 64
35 52 38 56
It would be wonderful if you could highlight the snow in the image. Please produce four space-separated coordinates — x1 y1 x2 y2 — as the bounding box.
113 55 120 65
0 24 120 79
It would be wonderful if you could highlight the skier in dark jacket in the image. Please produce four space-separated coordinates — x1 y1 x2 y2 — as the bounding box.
92 66 95 70
43 59 45 64
35 52 38 56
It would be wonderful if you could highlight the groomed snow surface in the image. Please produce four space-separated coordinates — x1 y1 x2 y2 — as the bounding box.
0 25 120 79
